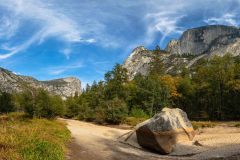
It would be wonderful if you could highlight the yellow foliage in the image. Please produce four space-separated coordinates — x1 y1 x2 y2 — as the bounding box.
227 79 240 91
160 75 181 99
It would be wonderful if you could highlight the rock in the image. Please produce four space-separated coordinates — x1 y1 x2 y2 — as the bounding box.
136 108 195 154
122 46 153 80
123 25 240 80
122 46 193 79
0 67 81 99
166 25 240 56
42 77 81 99
122 46 176 80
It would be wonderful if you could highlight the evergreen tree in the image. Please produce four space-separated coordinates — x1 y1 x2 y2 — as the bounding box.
0 92 15 113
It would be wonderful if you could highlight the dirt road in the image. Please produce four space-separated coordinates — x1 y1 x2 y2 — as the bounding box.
61 119 240 160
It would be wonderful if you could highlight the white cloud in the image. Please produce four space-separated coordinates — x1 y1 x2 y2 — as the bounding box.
60 48 71 59
0 16 19 40
1 0 85 43
0 29 44 59
48 62 83 75
0 0 188 59
145 11 185 46
204 13 238 26
143 1 187 46
1 0 240 61
0 0 96 59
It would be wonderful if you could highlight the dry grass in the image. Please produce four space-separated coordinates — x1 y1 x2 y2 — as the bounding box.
0 112 70 160
191 121 240 130
191 121 218 130
234 123 240 128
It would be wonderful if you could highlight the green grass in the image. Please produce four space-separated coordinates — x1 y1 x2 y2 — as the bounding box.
123 117 148 126
0 112 71 160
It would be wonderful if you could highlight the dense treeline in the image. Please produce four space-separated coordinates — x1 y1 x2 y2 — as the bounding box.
0 52 239 123
63 53 240 123
0 89 65 118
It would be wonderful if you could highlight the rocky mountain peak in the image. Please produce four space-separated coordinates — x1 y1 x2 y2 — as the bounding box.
131 46 147 52
0 67 81 99
166 25 240 55
123 46 153 80
123 25 240 79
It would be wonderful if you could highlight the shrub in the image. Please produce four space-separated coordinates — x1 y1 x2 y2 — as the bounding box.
104 98 128 124
123 117 148 126
0 92 15 113
18 89 65 118
65 97 80 118
130 107 149 118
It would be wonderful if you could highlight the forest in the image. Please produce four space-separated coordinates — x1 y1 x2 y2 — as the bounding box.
0 51 240 124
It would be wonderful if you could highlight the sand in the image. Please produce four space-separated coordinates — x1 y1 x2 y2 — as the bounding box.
60 119 240 160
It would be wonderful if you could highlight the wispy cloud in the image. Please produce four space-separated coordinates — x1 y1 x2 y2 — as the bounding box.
0 29 44 59
0 0 196 60
143 0 188 46
48 62 84 75
145 11 185 46
60 48 72 60
0 16 19 40
0 0 95 59
1 0 240 61
204 13 239 26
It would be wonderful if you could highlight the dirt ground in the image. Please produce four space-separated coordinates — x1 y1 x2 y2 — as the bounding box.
60 119 240 160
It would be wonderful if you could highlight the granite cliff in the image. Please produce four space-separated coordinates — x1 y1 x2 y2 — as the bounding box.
123 25 240 79
0 67 81 99
166 25 240 56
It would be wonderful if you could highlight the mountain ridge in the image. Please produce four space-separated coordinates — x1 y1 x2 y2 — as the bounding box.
0 67 81 99
123 25 240 79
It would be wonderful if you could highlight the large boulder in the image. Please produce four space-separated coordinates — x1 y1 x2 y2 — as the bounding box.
136 108 195 154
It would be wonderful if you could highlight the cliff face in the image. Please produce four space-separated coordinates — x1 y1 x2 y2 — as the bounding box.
42 77 81 99
123 47 192 79
0 68 81 99
123 46 153 79
166 25 240 55
124 25 240 79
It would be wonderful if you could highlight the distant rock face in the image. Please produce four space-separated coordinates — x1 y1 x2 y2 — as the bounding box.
123 47 192 79
123 46 154 80
136 108 195 154
123 25 240 79
166 25 240 55
42 77 81 99
0 67 81 99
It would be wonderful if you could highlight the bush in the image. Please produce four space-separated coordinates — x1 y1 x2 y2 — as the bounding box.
94 106 106 124
49 95 65 117
130 107 149 118
104 98 128 124
123 117 148 126
65 97 80 118
0 92 15 113
18 89 65 118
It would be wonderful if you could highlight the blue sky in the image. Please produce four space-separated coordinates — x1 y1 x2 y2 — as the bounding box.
0 0 240 87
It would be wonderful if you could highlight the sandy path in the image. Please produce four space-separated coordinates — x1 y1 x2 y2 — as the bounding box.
61 119 240 160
